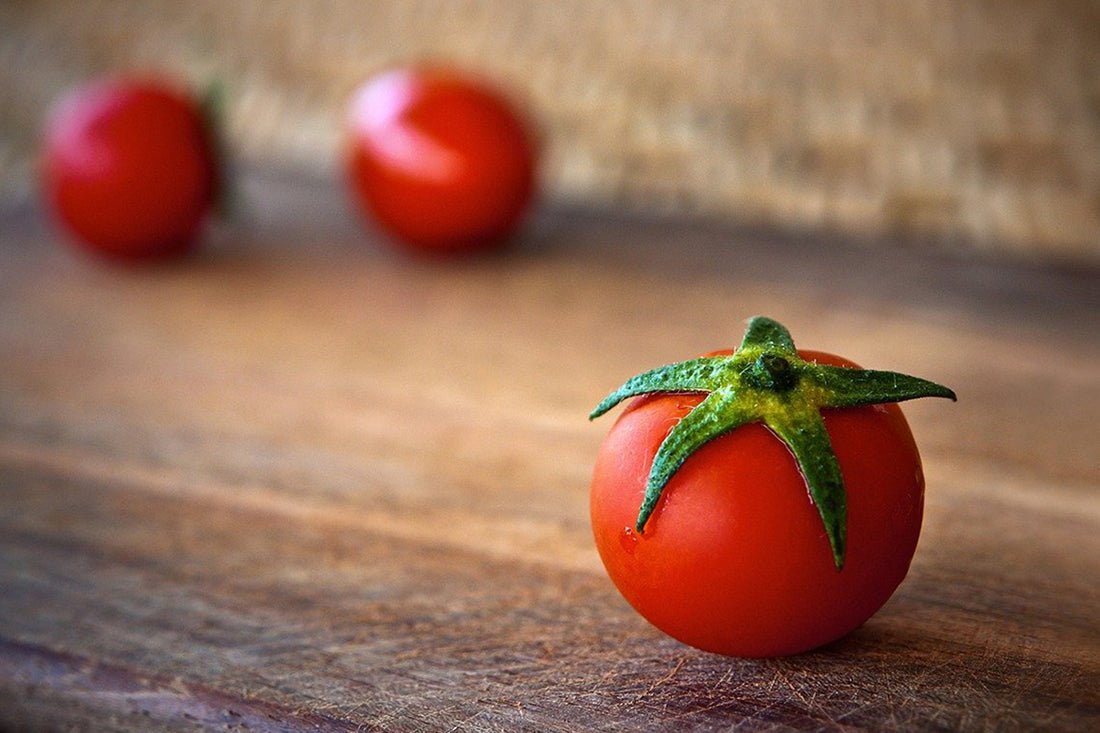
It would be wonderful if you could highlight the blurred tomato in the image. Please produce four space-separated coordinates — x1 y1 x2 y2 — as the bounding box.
41 77 218 261
346 67 537 254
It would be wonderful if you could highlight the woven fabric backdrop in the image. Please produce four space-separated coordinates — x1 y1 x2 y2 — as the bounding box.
2 0 1097 261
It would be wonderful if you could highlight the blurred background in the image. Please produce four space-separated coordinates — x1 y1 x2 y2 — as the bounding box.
1 0 1097 262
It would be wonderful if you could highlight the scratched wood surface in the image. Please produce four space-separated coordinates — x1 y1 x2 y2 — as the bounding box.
1 170 1098 732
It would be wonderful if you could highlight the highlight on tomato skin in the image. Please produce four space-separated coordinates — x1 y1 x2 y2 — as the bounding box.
40 76 219 262
344 66 538 256
588 318 955 658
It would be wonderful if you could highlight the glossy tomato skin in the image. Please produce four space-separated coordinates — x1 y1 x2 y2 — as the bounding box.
590 350 924 657
42 78 217 261
346 68 537 254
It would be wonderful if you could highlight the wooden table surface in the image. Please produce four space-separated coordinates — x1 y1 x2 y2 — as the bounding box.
1 171 1098 732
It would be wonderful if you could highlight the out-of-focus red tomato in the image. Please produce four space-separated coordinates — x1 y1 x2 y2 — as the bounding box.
345 67 537 255
41 77 218 261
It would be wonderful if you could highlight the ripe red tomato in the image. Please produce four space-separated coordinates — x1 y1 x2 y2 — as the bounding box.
591 350 927 658
345 67 537 254
41 77 218 261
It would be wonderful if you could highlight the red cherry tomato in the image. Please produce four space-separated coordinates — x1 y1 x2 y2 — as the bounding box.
345 68 537 254
590 350 926 658
41 77 217 261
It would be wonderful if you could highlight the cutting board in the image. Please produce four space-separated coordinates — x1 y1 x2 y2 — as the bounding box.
1 170 1097 731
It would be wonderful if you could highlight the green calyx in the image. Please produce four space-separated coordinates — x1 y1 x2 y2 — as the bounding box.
198 79 235 219
590 316 956 570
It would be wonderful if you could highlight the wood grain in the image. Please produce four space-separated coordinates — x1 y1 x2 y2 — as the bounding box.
1 170 1098 731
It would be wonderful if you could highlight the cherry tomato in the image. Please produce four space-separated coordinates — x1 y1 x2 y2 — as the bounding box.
345 67 537 254
41 77 218 261
591 350 927 658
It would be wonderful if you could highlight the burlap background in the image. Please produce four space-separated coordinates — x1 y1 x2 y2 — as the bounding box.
2 1 1097 261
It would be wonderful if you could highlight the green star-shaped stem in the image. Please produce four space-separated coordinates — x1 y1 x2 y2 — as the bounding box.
590 316 956 570
198 79 234 219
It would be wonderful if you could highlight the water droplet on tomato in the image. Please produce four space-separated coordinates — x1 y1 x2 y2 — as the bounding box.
620 526 639 555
